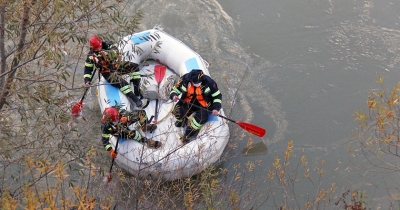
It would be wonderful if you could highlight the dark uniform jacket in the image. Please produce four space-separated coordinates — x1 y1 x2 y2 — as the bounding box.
83 41 119 84
170 69 222 111
101 108 147 151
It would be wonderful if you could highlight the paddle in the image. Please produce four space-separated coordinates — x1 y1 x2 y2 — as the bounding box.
104 138 119 183
71 69 97 116
153 65 166 123
180 100 266 137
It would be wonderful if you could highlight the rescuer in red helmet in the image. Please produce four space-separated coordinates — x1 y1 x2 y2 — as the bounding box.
101 106 161 159
83 35 144 108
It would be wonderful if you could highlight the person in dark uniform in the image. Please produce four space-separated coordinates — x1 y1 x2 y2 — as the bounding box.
83 35 143 107
101 106 160 159
169 69 222 144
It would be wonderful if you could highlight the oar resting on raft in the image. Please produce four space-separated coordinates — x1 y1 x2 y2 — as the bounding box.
153 65 166 123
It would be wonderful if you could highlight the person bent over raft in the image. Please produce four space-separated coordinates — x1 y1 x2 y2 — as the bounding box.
101 106 161 159
83 36 144 108
170 69 222 144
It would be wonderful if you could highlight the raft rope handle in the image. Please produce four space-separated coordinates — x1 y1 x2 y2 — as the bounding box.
153 100 174 123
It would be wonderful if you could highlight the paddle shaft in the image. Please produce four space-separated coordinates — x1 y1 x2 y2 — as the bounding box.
71 68 97 116
178 99 266 137
154 83 160 120
109 138 119 173
81 69 97 100
180 100 234 122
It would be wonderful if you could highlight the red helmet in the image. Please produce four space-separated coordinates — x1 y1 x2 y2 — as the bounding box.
89 36 102 51
102 107 119 124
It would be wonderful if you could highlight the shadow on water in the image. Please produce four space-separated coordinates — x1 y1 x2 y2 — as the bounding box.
241 141 268 156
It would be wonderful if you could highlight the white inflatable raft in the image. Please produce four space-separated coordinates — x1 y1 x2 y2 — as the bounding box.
96 28 230 180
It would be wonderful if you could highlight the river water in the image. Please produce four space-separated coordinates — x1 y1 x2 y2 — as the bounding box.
115 0 400 208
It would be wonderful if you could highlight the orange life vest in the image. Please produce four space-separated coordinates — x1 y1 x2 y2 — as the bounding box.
184 84 207 107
